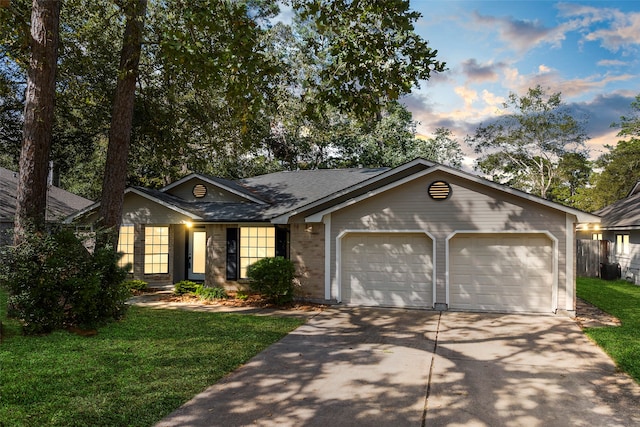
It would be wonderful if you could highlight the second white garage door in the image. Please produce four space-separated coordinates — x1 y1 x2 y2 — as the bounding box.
341 233 433 308
449 234 554 313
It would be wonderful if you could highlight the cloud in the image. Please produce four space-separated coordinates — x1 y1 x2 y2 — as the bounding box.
481 90 505 110
498 63 635 100
585 15 640 53
461 59 506 82
556 3 640 53
472 11 566 53
538 64 552 74
454 86 478 109
573 92 637 139
597 59 628 67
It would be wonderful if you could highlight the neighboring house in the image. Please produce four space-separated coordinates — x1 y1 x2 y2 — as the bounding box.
0 167 93 245
68 159 599 315
576 182 640 284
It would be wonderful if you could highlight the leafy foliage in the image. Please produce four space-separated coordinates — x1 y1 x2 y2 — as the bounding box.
0 226 129 334
566 94 640 212
1 0 447 196
547 151 592 207
195 285 228 300
246 257 296 304
581 95 640 211
124 279 148 292
466 85 589 199
173 280 199 295
292 0 445 121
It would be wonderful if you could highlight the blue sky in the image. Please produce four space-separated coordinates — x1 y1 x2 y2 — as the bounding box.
405 0 640 165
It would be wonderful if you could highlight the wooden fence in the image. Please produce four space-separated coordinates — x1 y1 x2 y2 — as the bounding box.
576 239 611 278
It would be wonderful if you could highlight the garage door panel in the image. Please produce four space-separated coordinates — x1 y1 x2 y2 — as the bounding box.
450 234 553 313
342 233 433 308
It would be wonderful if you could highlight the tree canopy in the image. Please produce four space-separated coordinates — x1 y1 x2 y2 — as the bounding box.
1 0 450 212
466 85 589 200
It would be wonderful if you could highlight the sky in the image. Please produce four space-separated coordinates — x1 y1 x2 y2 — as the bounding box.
404 0 640 167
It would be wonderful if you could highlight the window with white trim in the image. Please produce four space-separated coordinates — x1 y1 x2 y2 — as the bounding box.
592 233 602 241
616 234 630 256
145 226 169 274
117 225 135 271
239 227 275 278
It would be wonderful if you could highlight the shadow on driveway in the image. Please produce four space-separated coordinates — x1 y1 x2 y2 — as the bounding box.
156 308 640 427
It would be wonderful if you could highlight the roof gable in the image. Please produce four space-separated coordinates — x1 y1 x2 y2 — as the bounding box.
161 173 267 204
67 167 389 224
297 162 600 224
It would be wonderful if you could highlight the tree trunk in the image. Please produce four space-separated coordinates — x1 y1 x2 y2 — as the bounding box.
14 0 61 245
98 0 147 247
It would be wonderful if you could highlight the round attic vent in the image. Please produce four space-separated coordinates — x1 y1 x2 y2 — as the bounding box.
428 181 451 200
193 184 207 198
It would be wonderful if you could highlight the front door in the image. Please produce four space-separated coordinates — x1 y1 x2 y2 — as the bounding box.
188 228 206 281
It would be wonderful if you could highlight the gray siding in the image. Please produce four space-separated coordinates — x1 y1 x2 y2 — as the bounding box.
122 193 194 224
328 171 570 310
165 179 249 203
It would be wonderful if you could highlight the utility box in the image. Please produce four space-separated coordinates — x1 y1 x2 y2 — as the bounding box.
600 262 621 280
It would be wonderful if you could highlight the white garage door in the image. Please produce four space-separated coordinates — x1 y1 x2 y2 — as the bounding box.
341 233 433 308
449 234 553 313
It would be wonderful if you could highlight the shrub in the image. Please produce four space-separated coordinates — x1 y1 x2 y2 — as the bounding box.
0 226 129 334
246 257 296 304
195 285 228 300
173 280 199 295
123 279 148 292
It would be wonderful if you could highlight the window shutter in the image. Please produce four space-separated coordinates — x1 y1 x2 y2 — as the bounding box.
226 228 239 280
275 226 289 258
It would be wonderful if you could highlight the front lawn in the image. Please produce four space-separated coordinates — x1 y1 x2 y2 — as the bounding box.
577 277 640 383
0 287 304 426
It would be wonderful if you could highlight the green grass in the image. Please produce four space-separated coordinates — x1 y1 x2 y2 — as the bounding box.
0 287 304 426
577 277 640 383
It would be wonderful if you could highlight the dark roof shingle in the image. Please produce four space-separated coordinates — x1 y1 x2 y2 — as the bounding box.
0 167 93 222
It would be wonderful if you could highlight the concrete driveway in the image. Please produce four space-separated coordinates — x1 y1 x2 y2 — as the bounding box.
156 308 640 427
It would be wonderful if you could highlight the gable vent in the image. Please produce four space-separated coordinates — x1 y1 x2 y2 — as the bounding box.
428 181 451 200
193 184 207 198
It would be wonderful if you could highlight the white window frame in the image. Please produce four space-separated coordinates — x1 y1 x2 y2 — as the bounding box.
117 225 135 271
239 226 275 279
144 226 169 274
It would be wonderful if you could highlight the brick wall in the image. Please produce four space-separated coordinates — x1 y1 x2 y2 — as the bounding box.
206 224 230 287
290 222 325 299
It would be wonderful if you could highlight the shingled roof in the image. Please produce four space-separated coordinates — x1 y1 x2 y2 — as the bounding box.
595 189 640 229
0 167 93 222
68 159 600 225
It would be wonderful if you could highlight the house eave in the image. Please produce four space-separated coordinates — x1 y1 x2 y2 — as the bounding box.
65 187 204 223
161 173 267 205
300 163 601 224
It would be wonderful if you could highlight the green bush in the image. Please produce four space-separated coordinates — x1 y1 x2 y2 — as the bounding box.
173 280 199 295
124 279 148 292
0 226 129 334
246 257 296 304
195 285 228 300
